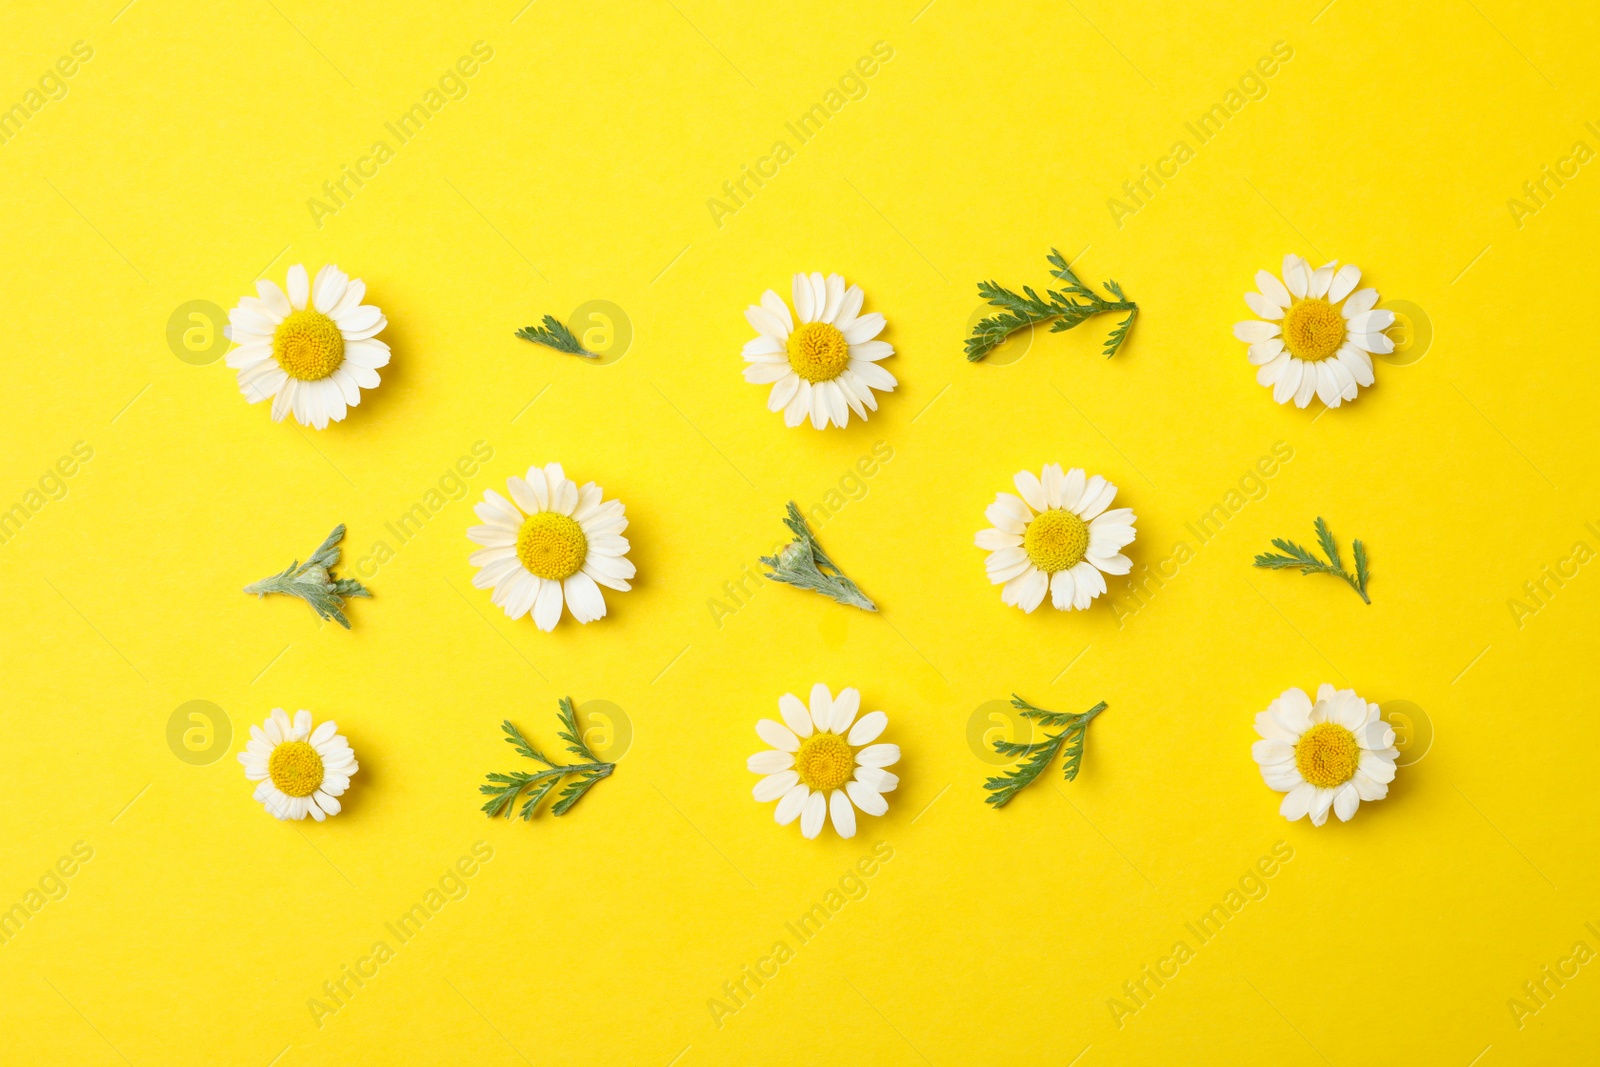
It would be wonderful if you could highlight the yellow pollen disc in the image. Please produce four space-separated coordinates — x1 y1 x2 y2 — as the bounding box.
516 511 588 581
268 741 325 798
1023 508 1089 574
794 732 854 791
272 309 345 380
786 321 850 383
1294 722 1360 789
1281 298 1345 361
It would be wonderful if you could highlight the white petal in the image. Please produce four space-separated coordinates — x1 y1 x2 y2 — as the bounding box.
1050 568 1075 610
1248 338 1285 365
1349 332 1394 355
1280 781 1315 821
561 571 607 624
1282 254 1308 298
1346 309 1395 334
792 273 815 322
748 750 795 774
1342 288 1379 318
855 743 900 767
779 693 813 737
854 766 898 793
756 719 800 752
845 781 888 816
847 711 887 745
760 290 794 335
532 578 564 631
775 784 810 824
754 770 799 802
285 264 309 310
800 791 827 838
1308 260 1336 298
1328 263 1361 303
809 684 833 728
829 688 860 733
1255 269 1292 307
842 313 885 345
255 278 291 318
1233 320 1281 343
1333 782 1360 821
1244 291 1284 319
312 264 348 314
829 790 857 838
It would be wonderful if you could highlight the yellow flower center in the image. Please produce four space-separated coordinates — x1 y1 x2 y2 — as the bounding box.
794 732 854 791
516 511 588 581
786 321 850 382
273 309 345 380
1023 508 1089 574
1281 298 1345 361
1294 722 1360 789
268 741 325 797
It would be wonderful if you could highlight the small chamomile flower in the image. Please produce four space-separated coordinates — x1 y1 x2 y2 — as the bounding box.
467 463 635 631
238 709 356 821
742 272 896 429
1253 685 1398 825
976 465 1135 613
749 684 899 840
1233 254 1392 409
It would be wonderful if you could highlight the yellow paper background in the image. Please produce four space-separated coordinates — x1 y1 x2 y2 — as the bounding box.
2 1 1598 1063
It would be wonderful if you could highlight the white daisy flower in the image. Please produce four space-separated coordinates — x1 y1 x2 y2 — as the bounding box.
1252 684 1398 826
976 464 1136 613
238 708 357 821
742 272 896 429
748 683 899 840
224 264 390 429
1233 254 1393 409
467 463 635 632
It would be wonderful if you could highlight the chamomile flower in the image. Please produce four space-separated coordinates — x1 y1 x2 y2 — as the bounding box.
1252 685 1398 826
748 683 899 840
976 464 1136 613
225 264 390 429
467 463 634 632
238 709 356 821
1233 254 1393 409
742 272 896 429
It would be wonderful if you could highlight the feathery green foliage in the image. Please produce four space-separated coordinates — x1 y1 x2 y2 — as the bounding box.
480 697 616 820
983 696 1107 808
244 524 371 629
514 314 597 358
759 501 877 611
966 249 1138 361
1254 516 1371 604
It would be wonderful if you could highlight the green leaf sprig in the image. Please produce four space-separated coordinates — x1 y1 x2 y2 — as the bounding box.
759 502 877 612
966 249 1137 362
1254 516 1371 604
480 698 616 820
514 314 597 358
983 696 1107 808
244 524 371 629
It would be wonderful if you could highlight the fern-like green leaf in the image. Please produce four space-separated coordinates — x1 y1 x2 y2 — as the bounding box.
983 697 1107 808
1254 517 1371 604
966 249 1138 361
481 701 616 820
244 524 372 629
515 314 597 358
